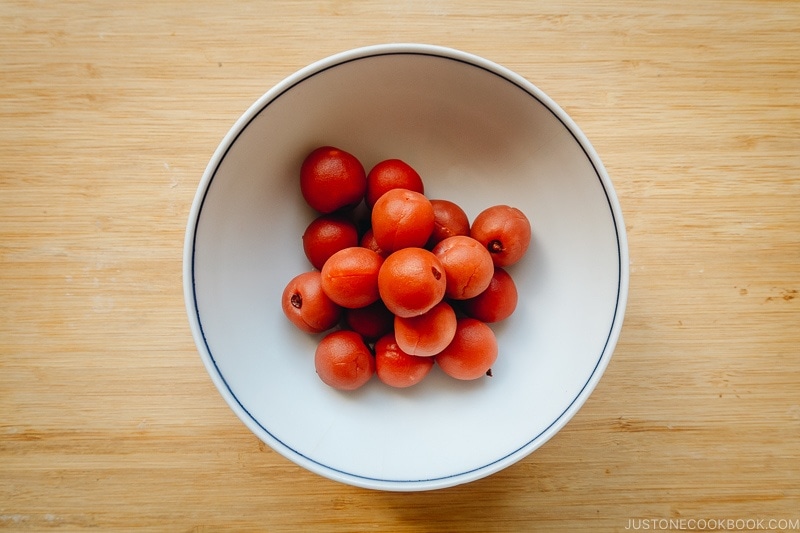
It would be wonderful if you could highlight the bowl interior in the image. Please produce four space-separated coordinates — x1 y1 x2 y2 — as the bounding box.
186 46 627 491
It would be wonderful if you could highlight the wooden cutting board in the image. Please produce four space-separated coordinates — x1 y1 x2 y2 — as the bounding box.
2 1 798 530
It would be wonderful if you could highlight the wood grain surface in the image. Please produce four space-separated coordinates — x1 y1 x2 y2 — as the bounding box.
2 1 798 531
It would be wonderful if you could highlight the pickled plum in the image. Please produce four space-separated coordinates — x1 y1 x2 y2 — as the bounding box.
461 267 518 323
470 205 531 267
371 188 435 253
431 235 494 300
394 301 457 357
302 214 359 270
281 271 342 334
300 146 366 214
377 247 446 318
365 159 424 208
315 330 375 390
427 199 470 248
375 333 434 388
435 318 498 380
320 247 384 308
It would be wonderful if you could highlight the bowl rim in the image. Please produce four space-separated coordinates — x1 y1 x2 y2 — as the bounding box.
183 43 629 492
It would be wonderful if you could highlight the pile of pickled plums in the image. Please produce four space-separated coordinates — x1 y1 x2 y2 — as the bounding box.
281 146 531 391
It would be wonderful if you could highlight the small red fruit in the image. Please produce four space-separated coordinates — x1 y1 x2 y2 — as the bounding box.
470 205 532 267
461 267 518 323
315 330 375 390
394 301 457 357
300 146 366 213
365 159 425 208
374 333 434 388
320 247 384 308
344 300 395 342
431 235 494 300
427 199 470 248
302 214 359 270
377 247 447 318
359 228 388 258
281 271 342 334
371 188 435 253
434 318 498 380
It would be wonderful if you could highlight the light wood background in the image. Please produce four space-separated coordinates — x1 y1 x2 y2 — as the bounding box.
2 1 798 531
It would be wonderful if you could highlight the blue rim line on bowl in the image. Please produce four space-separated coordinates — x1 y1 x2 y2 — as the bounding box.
184 43 629 490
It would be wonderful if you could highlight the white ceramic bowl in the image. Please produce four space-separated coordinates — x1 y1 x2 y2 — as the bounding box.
184 43 628 492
